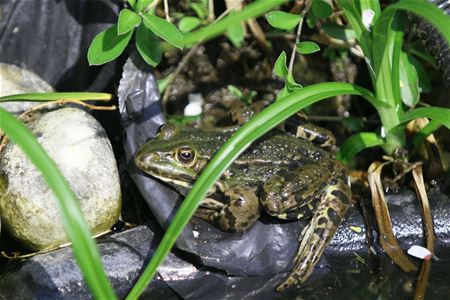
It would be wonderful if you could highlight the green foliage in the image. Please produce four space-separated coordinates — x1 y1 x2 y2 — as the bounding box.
336 132 385 164
178 16 202 33
88 0 183 66
136 23 162 67
227 12 245 48
118 9 141 34
0 92 112 102
142 15 184 50
227 85 257 106
0 108 116 300
311 0 333 19
274 51 288 78
87 25 133 65
296 41 320 54
265 11 301 30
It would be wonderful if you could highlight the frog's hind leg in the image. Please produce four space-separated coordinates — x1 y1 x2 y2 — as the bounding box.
276 173 351 292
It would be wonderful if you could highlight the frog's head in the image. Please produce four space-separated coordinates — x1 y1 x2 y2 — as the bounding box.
134 124 226 194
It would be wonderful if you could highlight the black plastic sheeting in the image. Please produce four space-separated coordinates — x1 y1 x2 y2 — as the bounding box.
118 52 308 278
0 0 120 92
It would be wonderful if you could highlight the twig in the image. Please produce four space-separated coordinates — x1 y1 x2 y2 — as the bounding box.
412 165 435 300
163 0 170 21
161 45 199 108
208 0 215 21
288 0 312 75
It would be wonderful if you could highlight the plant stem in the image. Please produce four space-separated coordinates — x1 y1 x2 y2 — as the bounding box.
287 0 311 75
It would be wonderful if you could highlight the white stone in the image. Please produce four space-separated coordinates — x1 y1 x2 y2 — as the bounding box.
0 107 121 250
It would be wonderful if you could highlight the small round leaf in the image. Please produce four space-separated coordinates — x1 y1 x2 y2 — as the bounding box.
296 41 320 55
274 51 288 78
311 0 333 19
136 23 162 67
178 16 202 33
265 11 300 30
88 25 133 66
118 9 141 35
142 14 184 49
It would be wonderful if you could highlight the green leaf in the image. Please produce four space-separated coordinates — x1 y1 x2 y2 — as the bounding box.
286 73 302 89
274 51 288 78
191 3 207 20
336 132 385 163
183 0 287 46
87 25 133 66
227 17 245 48
227 85 244 98
136 23 162 67
412 120 442 149
127 0 137 10
178 16 202 33
400 107 450 131
296 41 320 55
311 0 333 19
142 14 184 50
408 54 432 93
118 9 141 35
399 51 419 107
0 92 112 102
276 85 290 100
265 11 300 30
322 22 356 41
125 82 376 300
0 108 117 300
136 0 153 12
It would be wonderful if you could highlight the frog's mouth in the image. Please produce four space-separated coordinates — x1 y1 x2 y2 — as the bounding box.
135 153 196 187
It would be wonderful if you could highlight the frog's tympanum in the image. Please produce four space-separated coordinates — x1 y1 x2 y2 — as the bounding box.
135 123 351 292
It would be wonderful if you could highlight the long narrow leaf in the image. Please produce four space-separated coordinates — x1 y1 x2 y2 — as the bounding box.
183 0 288 46
400 107 450 130
0 92 112 102
125 82 375 299
336 132 385 164
412 120 442 150
0 108 116 299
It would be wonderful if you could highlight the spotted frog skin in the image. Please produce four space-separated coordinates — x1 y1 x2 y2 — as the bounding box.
135 123 351 291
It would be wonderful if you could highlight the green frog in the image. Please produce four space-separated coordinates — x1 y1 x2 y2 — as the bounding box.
135 123 351 292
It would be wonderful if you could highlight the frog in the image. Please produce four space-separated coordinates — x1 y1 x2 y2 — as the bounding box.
134 122 351 292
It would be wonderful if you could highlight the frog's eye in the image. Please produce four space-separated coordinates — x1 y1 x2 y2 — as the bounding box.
176 147 196 165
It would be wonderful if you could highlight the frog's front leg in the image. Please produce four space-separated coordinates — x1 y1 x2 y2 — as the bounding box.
295 123 336 148
276 170 351 292
205 186 261 232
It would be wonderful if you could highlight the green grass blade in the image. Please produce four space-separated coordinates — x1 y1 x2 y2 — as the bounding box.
183 0 288 46
0 92 112 102
0 108 117 299
336 132 385 164
125 82 375 300
400 107 450 130
412 120 442 150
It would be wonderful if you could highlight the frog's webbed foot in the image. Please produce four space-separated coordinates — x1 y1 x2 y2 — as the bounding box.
209 186 261 232
276 174 351 292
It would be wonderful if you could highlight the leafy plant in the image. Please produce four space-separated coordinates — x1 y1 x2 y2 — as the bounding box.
88 0 183 67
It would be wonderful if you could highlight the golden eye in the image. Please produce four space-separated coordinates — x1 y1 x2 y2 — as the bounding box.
177 147 195 164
